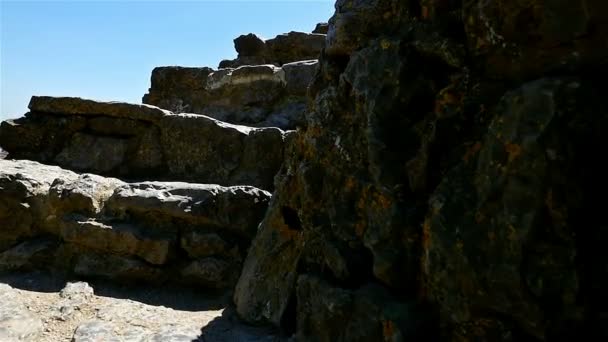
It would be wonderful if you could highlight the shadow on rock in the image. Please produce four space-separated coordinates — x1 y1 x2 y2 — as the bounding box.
0 270 229 312
198 306 288 342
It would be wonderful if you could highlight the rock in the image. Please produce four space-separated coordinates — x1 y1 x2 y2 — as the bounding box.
73 252 166 284
0 97 287 190
0 284 43 341
463 0 608 80
312 22 329 34
420 77 608 339
0 159 271 289
325 0 405 56
106 182 271 238
282 60 318 96
60 219 174 265
143 62 315 129
180 258 240 289
72 320 121 342
54 133 129 173
28 95 170 122
234 33 266 57
60 282 94 301
0 147 6 159
52 282 95 321
0 160 78 250
233 190 304 325
219 30 325 69
265 32 325 66
48 173 124 216
181 232 235 259
0 239 58 271
296 275 435 341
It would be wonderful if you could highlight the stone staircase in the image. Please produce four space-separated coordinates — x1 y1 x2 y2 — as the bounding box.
0 25 326 296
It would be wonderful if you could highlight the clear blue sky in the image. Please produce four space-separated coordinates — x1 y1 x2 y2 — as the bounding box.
0 0 334 119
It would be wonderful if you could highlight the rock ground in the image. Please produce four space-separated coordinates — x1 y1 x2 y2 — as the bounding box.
0 270 285 342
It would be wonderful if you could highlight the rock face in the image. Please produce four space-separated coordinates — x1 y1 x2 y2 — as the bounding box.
0 96 287 190
0 159 270 289
219 31 325 69
142 61 318 129
234 0 608 340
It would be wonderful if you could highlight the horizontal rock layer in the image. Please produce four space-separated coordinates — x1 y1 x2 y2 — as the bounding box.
143 61 318 130
0 159 271 289
0 96 288 191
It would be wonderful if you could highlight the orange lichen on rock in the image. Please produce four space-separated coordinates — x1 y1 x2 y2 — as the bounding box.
463 142 482 164
504 142 522 163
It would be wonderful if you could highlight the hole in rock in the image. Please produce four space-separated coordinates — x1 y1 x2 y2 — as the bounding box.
281 206 303 231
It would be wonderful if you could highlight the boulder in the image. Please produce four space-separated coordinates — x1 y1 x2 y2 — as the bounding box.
312 22 329 34
0 96 287 190
143 61 317 129
219 30 326 69
0 159 271 289
234 33 266 57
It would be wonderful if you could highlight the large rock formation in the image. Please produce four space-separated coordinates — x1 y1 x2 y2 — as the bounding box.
233 0 608 340
0 159 270 289
0 96 287 190
142 61 318 129
2 0 607 340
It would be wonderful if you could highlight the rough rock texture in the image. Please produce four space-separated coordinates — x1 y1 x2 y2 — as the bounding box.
218 31 325 69
0 96 287 190
0 159 271 289
142 61 318 129
0 284 43 341
0 273 285 342
234 0 608 340
312 23 329 35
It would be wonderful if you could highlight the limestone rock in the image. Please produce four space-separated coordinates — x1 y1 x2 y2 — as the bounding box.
0 97 287 190
219 30 325 69
312 22 329 34
0 159 271 289
0 284 43 342
234 33 266 57
180 258 240 289
0 160 78 250
143 62 317 129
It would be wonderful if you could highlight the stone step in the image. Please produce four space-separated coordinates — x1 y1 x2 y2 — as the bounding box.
143 60 318 129
0 159 271 289
0 96 288 191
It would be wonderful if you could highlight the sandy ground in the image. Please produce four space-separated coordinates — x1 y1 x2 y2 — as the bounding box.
0 270 286 342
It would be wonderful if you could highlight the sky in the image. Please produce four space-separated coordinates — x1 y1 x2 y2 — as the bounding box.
0 0 335 120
